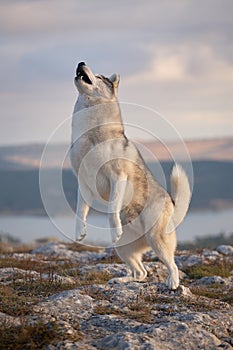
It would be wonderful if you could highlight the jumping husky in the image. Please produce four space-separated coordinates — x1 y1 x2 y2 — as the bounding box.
70 62 191 290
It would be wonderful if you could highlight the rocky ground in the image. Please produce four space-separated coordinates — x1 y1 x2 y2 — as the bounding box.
0 241 232 349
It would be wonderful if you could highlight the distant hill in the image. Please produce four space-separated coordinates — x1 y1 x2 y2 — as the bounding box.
138 137 233 162
0 161 232 215
0 144 68 170
0 137 233 170
0 137 233 214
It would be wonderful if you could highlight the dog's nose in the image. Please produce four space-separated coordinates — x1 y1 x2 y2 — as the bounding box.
76 62 86 74
78 62 86 68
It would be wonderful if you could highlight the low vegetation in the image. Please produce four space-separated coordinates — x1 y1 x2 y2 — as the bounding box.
182 260 233 305
0 244 116 348
0 240 232 348
184 260 233 279
0 320 82 350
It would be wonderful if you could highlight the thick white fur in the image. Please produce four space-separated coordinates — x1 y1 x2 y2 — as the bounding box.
170 164 191 230
113 167 191 289
70 63 191 290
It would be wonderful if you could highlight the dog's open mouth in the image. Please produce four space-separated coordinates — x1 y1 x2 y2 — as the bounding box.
76 62 92 85
77 70 92 85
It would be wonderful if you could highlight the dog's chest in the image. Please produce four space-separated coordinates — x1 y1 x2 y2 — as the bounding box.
71 135 111 199
70 133 96 175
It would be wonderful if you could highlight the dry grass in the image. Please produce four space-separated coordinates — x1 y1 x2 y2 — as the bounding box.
190 285 233 305
0 244 115 318
0 275 113 318
0 320 82 350
94 303 152 324
67 242 103 253
0 279 82 317
0 244 114 348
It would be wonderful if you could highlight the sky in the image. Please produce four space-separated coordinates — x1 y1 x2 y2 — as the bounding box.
0 0 233 145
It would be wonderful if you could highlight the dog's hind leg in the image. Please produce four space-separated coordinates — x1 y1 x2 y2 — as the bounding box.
147 229 179 290
75 186 93 241
109 236 149 283
108 175 127 243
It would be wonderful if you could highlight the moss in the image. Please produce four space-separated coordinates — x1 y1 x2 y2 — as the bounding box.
0 284 31 316
0 255 54 274
127 302 152 323
184 261 233 279
80 270 114 285
191 285 233 305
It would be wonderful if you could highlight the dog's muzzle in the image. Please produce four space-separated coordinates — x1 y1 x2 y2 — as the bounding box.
75 62 92 85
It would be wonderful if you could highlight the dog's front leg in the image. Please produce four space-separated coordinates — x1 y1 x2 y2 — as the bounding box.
108 175 127 243
75 187 93 242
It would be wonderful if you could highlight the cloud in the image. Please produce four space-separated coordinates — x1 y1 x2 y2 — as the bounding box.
0 0 233 144
124 43 233 87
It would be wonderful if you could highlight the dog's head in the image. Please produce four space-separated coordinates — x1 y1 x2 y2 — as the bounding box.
74 62 120 100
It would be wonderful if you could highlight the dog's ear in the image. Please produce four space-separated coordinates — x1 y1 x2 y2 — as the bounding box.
109 74 120 90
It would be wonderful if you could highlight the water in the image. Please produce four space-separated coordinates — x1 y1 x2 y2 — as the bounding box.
0 209 232 245
176 209 233 242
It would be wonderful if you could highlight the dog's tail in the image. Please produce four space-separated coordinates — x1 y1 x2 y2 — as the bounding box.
170 164 191 230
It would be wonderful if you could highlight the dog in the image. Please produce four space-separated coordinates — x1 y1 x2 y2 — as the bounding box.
70 62 191 290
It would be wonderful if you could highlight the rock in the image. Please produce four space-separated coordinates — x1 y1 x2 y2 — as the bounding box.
178 285 193 296
216 245 233 256
95 332 159 350
32 242 108 262
41 273 75 284
94 322 223 350
0 311 21 326
32 242 68 256
197 276 226 285
79 263 130 278
0 267 75 285
32 289 94 322
0 267 40 284
176 254 204 268
202 249 220 259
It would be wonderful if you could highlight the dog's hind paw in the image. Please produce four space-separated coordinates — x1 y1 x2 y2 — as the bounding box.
75 222 87 242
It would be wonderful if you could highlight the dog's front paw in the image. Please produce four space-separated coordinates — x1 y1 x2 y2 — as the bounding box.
166 274 179 290
111 227 123 244
75 222 87 242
